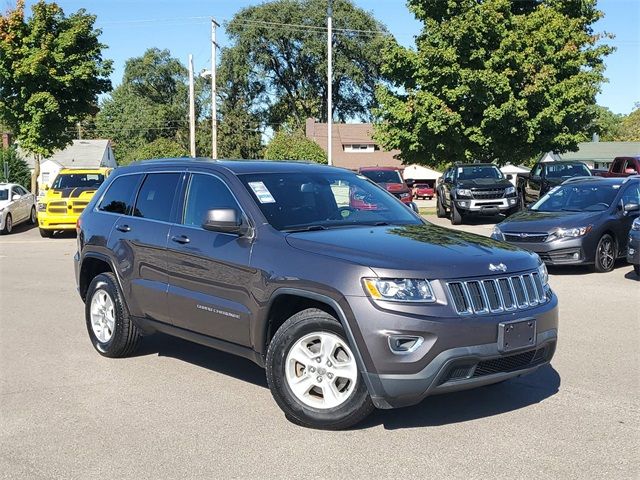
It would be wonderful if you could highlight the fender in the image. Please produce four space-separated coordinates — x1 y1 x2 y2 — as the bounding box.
265 288 380 400
79 251 123 301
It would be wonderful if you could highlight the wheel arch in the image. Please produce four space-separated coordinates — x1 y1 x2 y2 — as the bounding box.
79 253 118 302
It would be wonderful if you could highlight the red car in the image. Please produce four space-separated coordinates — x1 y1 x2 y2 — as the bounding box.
358 167 414 205
413 183 434 200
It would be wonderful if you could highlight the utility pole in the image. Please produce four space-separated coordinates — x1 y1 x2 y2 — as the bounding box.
327 0 333 166
188 54 196 158
211 18 220 159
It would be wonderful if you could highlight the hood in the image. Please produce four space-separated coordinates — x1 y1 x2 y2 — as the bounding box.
499 210 604 233
456 178 512 189
285 224 539 279
46 187 98 200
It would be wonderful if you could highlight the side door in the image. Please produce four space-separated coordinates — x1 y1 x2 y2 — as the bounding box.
443 168 453 206
108 171 183 324
166 172 254 346
616 183 640 253
526 163 543 204
11 186 27 222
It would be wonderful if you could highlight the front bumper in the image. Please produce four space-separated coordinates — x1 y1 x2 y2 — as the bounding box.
38 213 78 230
344 291 558 409
494 236 590 266
627 231 640 265
456 197 518 214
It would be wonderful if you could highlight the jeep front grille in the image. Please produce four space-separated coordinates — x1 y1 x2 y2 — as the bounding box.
447 272 547 315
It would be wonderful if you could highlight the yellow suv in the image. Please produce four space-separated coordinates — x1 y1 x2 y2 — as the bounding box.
38 168 111 237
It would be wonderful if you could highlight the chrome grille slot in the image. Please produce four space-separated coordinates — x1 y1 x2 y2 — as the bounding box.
447 271 548 315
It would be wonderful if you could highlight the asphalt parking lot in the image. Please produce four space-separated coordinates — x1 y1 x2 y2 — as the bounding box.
1 219 638 479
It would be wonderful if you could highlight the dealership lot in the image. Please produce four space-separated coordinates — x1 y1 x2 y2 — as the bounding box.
1 220 638 479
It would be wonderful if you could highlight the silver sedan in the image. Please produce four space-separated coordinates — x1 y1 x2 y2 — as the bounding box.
0 183 37 234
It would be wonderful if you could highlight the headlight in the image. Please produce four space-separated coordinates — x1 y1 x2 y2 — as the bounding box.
551 225 592 239
632 218 640 231
505 186 516 196
456 188 472 198
537 261 549 286
363 278 436 303
491 225 504 240
37 203 46 212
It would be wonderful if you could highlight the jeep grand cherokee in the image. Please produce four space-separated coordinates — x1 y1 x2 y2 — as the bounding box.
74 159 558 430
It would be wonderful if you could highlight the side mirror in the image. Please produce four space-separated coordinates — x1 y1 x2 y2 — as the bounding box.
12 194 21 201
405 179 415 188
623 202 639 214
202 208 247 235
506 174 513 181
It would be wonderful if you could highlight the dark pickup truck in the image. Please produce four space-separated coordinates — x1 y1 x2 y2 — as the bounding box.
517 161 591 206
594 156 640 178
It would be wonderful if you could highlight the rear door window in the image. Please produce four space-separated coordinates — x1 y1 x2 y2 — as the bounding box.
133 173 181 222
98 174 142 215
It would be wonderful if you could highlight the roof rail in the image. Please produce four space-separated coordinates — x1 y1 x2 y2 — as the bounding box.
561 176 604 185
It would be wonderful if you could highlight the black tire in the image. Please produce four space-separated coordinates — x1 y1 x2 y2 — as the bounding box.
39 228 53 238
633 264 639 277
436 196 447 218
451 202 463 225
28 206 37 225
593 234 617 273
266 308 374 430
1 213 12 234
85 272 141 357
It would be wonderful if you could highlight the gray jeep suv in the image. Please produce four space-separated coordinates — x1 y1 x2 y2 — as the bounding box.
74 159 558 429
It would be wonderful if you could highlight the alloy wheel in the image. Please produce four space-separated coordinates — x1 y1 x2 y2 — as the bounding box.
598 238 615 271
90 289 116 343
285 332 358 410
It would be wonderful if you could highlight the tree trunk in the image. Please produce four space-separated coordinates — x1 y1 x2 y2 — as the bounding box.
31 154 40 195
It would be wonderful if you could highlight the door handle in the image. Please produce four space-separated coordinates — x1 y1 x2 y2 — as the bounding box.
115 224 131 233
171 235 190 245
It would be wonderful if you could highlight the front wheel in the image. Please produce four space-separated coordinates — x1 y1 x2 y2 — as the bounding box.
436 196 447 218
451 202 463 225
29 206 37 225
593 234 616 273
266 308 374 430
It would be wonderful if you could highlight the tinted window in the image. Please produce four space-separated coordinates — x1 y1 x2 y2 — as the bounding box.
532 183 621 212
16 185 28 195
133 173 181 222
621 184 640 207
360 170 403 184
99 174 141 215
0 189 8 201
457 165 503 180
545 163 590 178
183 174 240 227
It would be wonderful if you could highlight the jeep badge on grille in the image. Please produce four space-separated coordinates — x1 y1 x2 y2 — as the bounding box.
489 263 508 273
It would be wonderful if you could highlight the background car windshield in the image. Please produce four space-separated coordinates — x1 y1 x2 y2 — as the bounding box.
546 163 591 178
0 189 8 201
51 173 105 189
457 165 503 180
531 184 620 212
239 172 421 231
360 170 403 184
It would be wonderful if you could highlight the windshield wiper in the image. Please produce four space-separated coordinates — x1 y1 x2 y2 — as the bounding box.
283 225 328 233
560 208 583 212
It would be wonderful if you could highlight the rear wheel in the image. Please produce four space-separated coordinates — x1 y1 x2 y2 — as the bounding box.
85 272 141 357
451 202 463 225
593 234 616 273
1 213 12 234
39 228 53 238
266 308 374 430
436 196 447 218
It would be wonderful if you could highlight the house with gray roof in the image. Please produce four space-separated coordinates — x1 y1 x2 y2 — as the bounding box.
539 141 640 169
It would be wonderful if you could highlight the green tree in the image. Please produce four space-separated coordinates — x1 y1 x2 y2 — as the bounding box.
0 0 112 192
222 0 388 130
0 147 31 188
128 138 189 161
374 0 613 166
588 105 622 141
95 48 195 165
264 131 327 163
618 104 640 141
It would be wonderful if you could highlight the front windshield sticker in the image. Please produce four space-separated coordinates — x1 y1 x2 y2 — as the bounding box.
248 181 276 203
458 167 463 173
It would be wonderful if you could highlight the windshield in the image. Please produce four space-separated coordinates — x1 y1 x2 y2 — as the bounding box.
360 170 403 184
239 171 422 231
545 163 591 179
456 165 503 180
531 184 620 212
51 173 105 190
0 189 8 201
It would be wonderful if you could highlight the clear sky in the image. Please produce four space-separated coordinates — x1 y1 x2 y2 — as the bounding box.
16 0 640 115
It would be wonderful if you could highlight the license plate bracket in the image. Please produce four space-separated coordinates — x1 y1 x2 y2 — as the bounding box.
498 319 536 352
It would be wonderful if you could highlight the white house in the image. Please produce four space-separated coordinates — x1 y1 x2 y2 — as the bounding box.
402 164 443 188
19 139 116 190
500 164 530 186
